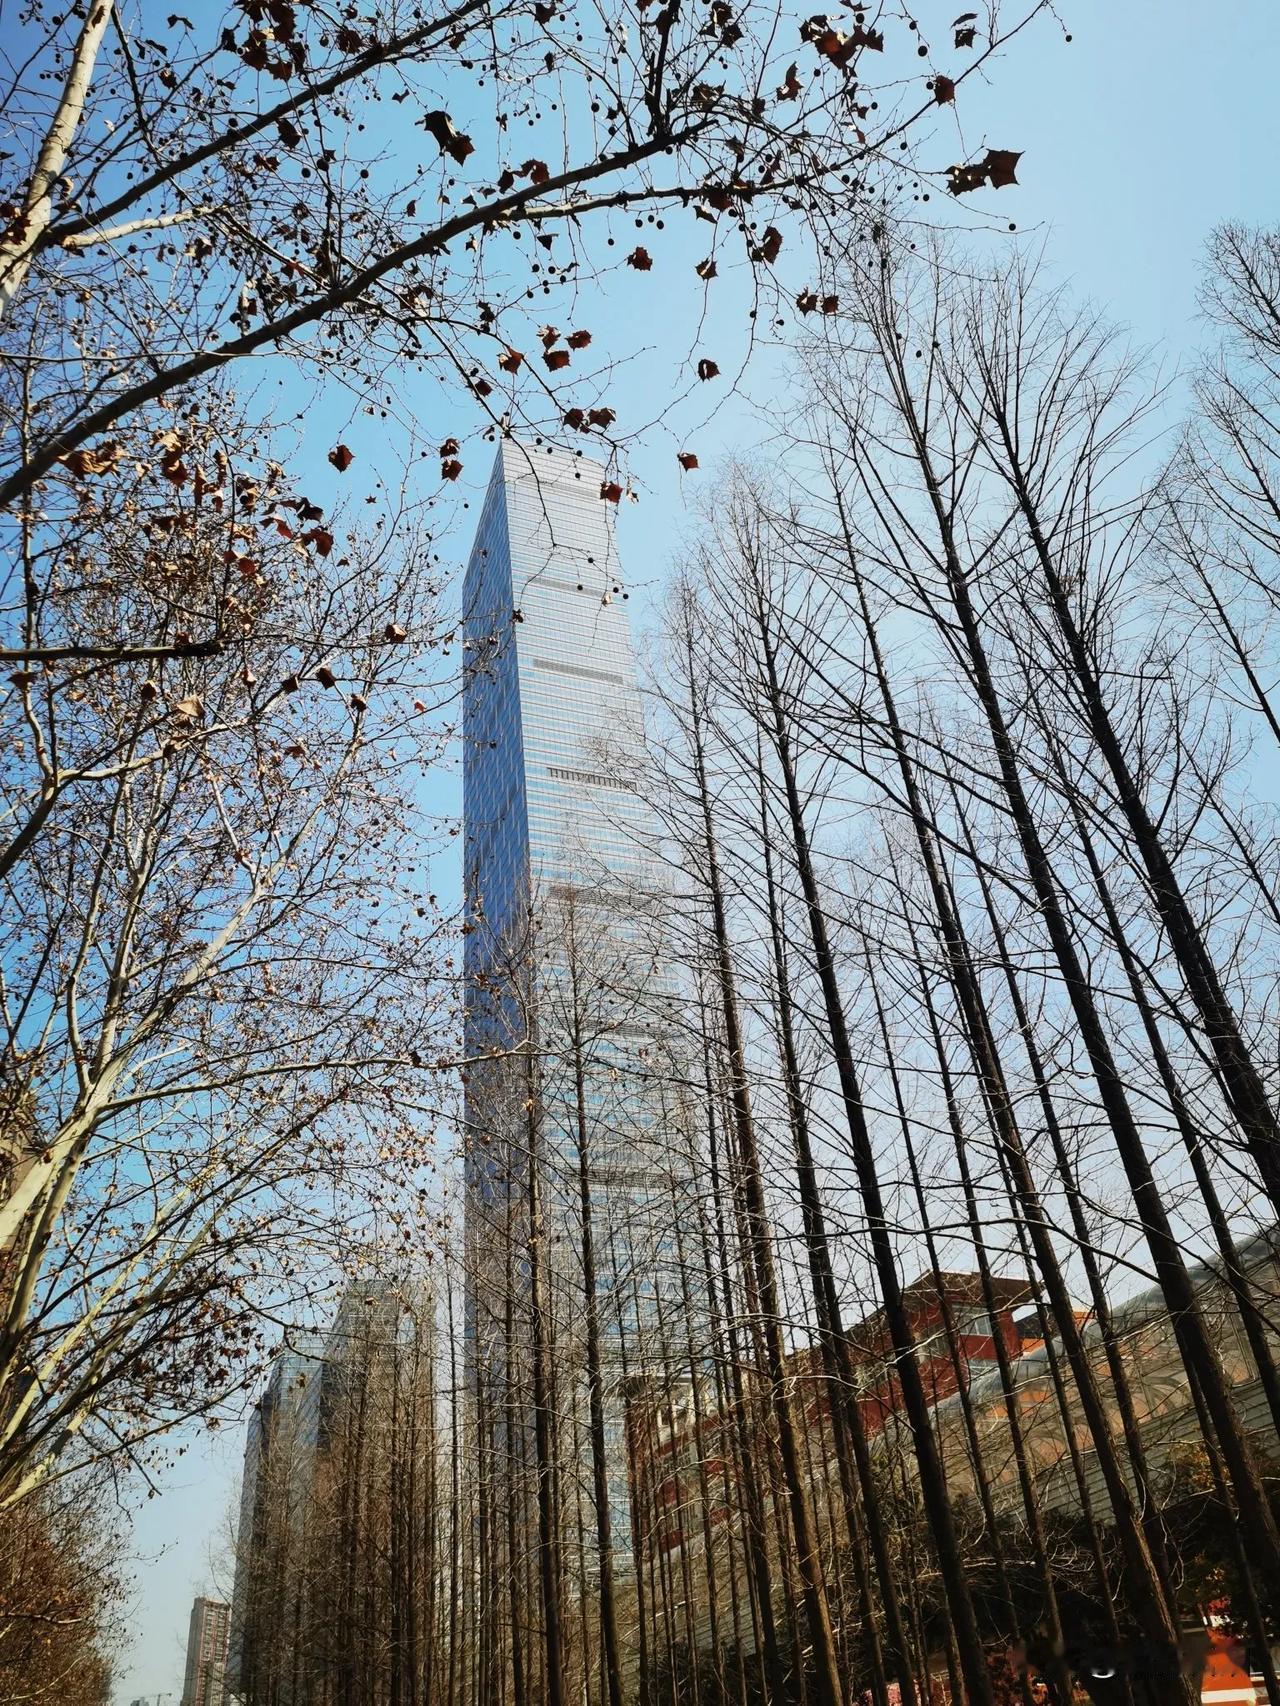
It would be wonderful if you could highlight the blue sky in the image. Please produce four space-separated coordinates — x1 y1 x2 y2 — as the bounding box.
102 0 1280 1697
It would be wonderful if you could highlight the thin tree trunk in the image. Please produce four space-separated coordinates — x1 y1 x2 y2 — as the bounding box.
567 926 627 1706
685 638 846 1706
943 764 1177 1606
751 590 995 1706
698 984 785 1701
1046 738 1280 1443
849 329 1280 1636
525 1042 567 1706
991 400 1280 1217
754 749 907 1706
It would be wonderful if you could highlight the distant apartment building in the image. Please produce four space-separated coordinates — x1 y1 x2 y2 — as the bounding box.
224 1337 326 1704
180 1597 230 1706
225 1283 412 1705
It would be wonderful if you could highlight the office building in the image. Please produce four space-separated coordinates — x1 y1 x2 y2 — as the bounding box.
225 1283 416 1704
224 1338 325 1703
461 441 695 1551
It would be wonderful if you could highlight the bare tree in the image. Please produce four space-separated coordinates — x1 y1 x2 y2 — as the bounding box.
0 405 457 1502
0 0 1049 510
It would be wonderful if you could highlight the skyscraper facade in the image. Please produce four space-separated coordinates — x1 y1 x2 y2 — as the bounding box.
461 440 660 974
461 441 693 1549
225 1340 325 1705
226 1284 413 1705
180 1596 230 1706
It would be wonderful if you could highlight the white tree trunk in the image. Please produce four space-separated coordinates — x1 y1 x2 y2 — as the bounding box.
0 1 113 323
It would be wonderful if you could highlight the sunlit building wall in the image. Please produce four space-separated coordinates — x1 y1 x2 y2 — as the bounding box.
461 441 694 1559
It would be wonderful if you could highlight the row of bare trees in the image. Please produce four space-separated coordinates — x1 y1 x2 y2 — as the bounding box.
5 7 1280 1704
1 0 1051 1689
632 227 1280 1704
230 223 1280 1706
639 228 1280 1702
229 1281 460 1706
0 0 1050 1535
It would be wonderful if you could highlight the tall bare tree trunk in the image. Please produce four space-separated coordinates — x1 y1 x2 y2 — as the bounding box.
684 625 847 1706
525 1042 567 1706
754 751 910 1706
565 926 626 1706
749 578 995 1706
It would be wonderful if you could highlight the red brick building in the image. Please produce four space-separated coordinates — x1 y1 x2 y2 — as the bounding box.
627 1270 1031 1558
789 1270 1031 1439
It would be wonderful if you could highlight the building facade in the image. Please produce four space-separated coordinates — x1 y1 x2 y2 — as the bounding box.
180 1597 230 1706
225 1340 326 1704
461 441 695 1558
929 1227 1280 1522
628 1270 1031 1562
225 1285 407 1704
225 1282 436 1706
626 1235 1280 1686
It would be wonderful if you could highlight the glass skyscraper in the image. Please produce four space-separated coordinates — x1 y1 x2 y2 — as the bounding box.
461 439 662 970
461 440 692 1557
